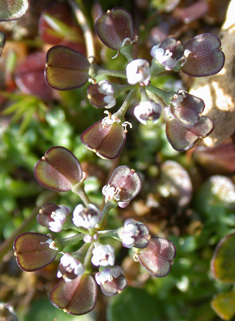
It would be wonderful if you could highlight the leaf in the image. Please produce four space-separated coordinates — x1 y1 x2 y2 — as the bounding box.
107 287 160 321
50 274 97 315
45 45 90 90
0 0 29 21
211 232 235 283
211 291 235 321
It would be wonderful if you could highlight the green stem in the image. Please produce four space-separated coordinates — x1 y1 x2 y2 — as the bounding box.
97 229 120 241
146 85 175 105
114 89 137 120
89 64 127 78
139 86 149 101
97 201 117 230
71 181 90 207
68 0 95 60
120 44 134 62
57 233 84 250
84 243 94 273
113 84 138 98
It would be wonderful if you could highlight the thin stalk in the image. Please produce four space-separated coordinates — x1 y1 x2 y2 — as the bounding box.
58 233 84 250
68 0 95 60
72 182 90 207
97 201 117 230
114 89 137 120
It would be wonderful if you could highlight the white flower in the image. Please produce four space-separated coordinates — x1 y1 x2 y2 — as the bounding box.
134 100 162 125
57 253 85 282
102 184 121 202
98 80 116 108
118 219 150 248
150 45 178 70
91 244 115 267
48 206 68 232
72 204 101 229
95 266 124 285
126 59 150 85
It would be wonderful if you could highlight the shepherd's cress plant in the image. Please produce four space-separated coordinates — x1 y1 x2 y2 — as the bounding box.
13 146 176 315
44 7 225 154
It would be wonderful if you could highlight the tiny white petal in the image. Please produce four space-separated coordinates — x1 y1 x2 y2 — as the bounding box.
126 59 150 85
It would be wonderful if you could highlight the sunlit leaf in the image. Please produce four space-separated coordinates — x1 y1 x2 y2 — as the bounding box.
34 146 83 191
50 274 97 315
45 45 90 90
0 0 29 21
211 291 235 321
211 232 235 283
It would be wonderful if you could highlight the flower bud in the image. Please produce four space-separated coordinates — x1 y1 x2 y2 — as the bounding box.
72 204 101 229
102 165 142 208
95 266 127 296
13 232 58 271
182 33 225 77
57 253 85 282
91 244 115 267
37 203 70 232
87 80 116 108
34 146 84 192
136 237 176 277
150 38 184 71
95 7 135 50
118 219 150 248
126 59 150 86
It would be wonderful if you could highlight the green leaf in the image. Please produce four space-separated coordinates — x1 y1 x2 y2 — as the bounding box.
107 287 160 321
211 232 235 283
211 291 235 320
0 0 29 21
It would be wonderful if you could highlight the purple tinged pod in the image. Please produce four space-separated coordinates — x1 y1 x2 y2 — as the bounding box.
137 237 176 277
15 51 55 100
13 232 58 271
166 116 214 151
182 33 225 77
102 165 142 208
34 146 83 192
50 274 97 315
81 113 128 160
45 45 90 90
169 89 205 127
95 7 134 50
